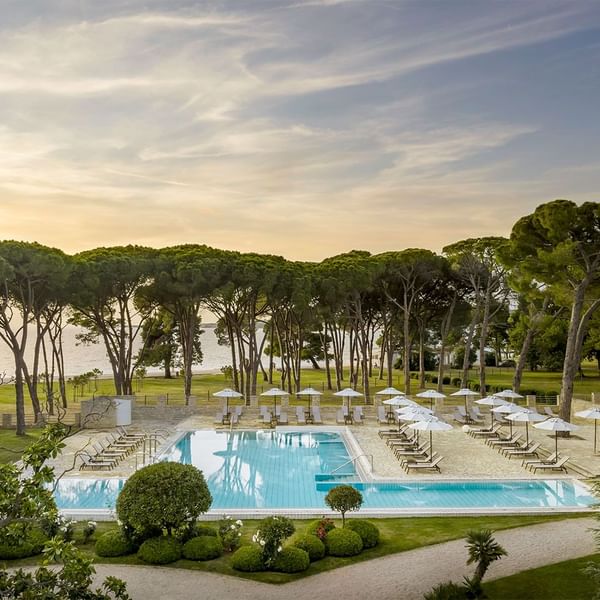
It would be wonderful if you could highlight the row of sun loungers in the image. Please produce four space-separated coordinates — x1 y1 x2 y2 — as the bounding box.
381 425 445 472
468 421 570 472
80 427 145 471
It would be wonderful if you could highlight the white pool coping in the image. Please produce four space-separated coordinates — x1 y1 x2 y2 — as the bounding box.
56 426 597 520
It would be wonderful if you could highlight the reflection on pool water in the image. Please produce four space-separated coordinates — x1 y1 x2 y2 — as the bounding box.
53 430 595 511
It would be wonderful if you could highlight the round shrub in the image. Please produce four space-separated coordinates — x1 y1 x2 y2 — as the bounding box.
273 546 310 573
231 545 265 572
325 528 363 557
346 519 380 549
116 462 212 538
0 529 47 560
292 534 325 561
192 524 218 537
95 529 136 557
305 518 335 540
182 535 223 561
137 536 182 565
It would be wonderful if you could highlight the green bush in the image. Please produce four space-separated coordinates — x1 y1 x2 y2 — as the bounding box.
254 516 295 567
346 519 380 549
231 545 266 572
137 536 182 565
305 518 335 540
292 534 325 561
116 462 212 539
95 529 137 557
0 529 47 560
182 535 223 561
325 528 363 557
272 546 310 573
423 581 467 600
193 524 218 537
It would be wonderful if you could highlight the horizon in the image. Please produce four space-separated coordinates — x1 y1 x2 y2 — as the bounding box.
1 1 599 260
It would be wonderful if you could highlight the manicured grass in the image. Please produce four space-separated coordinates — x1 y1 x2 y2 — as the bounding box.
484 553 600 599
1 515 586 584
1 366 599 411
0 428 43 463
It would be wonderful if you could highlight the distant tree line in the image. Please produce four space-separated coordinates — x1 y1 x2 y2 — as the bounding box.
0 199 599 434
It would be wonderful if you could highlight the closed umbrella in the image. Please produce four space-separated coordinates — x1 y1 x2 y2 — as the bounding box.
506 409 546 445
533 417 579 458
417 389 446 409
476 395 507 426
575 407 600 453
409 416 452 455
213 388 243 417
260 387 289 416
450 388 480 414
334 387 363 412
296 387 322 416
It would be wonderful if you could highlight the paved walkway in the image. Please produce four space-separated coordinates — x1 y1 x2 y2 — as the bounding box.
91 518 597 600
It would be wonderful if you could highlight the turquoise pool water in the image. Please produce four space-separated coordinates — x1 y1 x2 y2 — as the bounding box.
54 430 595 511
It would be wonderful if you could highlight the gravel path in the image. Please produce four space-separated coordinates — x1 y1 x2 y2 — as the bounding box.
91 518 597 600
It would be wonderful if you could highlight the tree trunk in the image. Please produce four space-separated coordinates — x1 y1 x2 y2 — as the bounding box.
14 358 26 436
403 289 411 395
513 327 534 393
478 286 492 394
462 309 478 387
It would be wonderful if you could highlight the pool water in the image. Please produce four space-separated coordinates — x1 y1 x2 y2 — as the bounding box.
53 430 595 511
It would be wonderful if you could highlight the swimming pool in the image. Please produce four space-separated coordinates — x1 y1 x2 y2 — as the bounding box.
54 430 595 513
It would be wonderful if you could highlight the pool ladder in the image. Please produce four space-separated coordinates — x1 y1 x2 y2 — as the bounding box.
330 453 374 476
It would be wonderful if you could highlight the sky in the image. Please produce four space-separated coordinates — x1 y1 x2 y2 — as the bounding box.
0 0 599 261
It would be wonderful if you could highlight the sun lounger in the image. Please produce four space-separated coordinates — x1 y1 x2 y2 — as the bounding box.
214 411 225 424
453 410 468 424
504 442 541 459
117 426 145 440
500 440 534 456
107 432 139 451
544 406 556 417
377 406 388 425
95 441 127 460
399 451 438 467
353 407 363 424
312 407 323 424
230 412 239 426
296 407 306 424
379 424 410 438
469 423 502 438
79 452 115 471
278 411 288 424
262 411 272 426
523 452 558 469
336 409 346 424
469 408 485 424
394 442 431 458
403 455 444 473
530 456 569 473
487 433 521 448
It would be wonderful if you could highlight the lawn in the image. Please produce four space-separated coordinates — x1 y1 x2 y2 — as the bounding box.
1 365 599 412
0 428 43 463
1 515 586 584
484 553 600 599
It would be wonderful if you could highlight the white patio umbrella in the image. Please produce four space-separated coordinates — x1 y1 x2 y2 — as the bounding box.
476 395 507 425
260 387 289 414
495 389 524 400
376 387 405 397
409 416 453 455
417 389 446 409
533 417 579 458
213 388 243 415
382 396 417 420
296 387 322 414
334 387 363 411
575 407 600 453
506 409 546 445
491 402 521 436
396 406 434 438
450 388 480 414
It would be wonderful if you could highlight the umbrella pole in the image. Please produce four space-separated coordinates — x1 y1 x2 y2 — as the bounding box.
555 431 558 458
430 430 433 455
526 423 529 446
595 420 598 455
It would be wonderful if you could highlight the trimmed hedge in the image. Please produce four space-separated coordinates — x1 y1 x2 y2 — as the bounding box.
305 518 335 539
95 529 137 557
346 519 380 549
231 545 266 572
325 528 363 557
137 536 182 565
292 534 325 561
0 529 47 560
182 535 223 561
192 524 218 537
272 546 310 573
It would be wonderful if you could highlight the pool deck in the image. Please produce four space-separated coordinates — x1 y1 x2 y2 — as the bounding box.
48 406 600 520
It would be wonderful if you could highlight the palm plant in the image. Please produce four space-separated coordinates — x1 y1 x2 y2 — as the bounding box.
465 529 507 583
